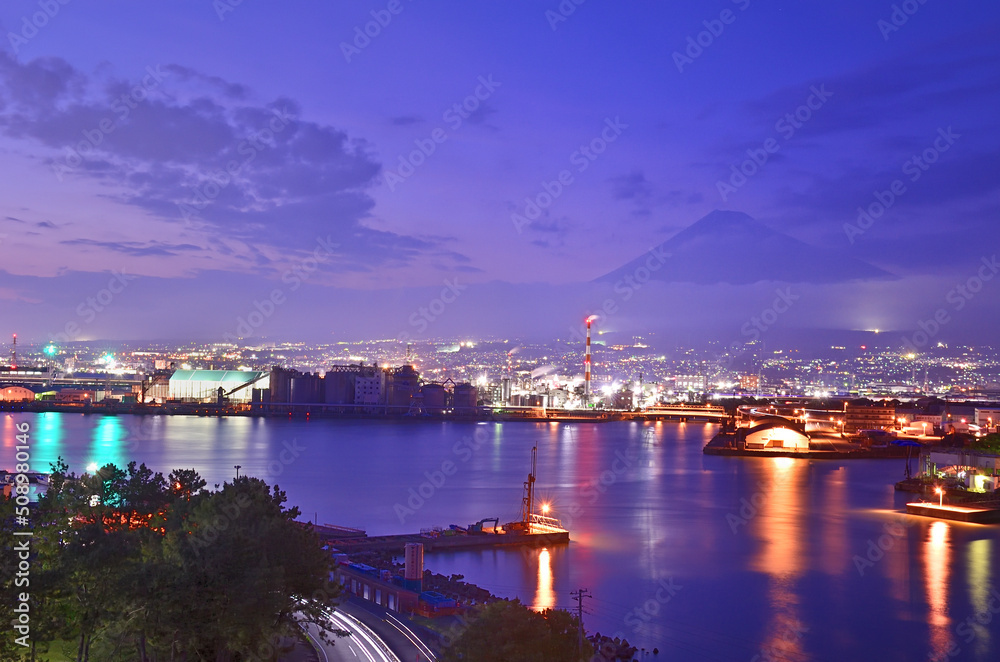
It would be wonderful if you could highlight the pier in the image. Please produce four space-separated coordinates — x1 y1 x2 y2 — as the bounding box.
905 501 1000 524
317 525 570 554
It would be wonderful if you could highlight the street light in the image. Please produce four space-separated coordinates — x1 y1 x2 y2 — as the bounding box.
234 465 242 479
934 486 944 507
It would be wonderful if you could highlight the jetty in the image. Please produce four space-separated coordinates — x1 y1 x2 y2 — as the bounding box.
905 501 1000 524
316 444 569 553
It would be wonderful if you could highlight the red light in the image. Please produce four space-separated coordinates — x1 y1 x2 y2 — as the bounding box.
860 345 866 350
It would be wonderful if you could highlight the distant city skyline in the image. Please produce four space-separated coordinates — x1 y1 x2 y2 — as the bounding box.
1 2 998 344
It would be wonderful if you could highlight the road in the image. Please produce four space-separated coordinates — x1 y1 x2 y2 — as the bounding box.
300 602 437 662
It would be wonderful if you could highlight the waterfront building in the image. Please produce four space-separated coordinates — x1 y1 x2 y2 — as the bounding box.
355 374 382 406
383 364 419 409
843 400 896 433
169 369 269 403
975 407 1000 431
333 562 419 613
740 419 810 450
920 447 1000 492
0 385 35 401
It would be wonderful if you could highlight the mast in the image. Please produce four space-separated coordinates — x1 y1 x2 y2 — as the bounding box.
521 444 537 527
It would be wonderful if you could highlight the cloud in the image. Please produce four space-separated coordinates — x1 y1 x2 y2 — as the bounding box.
464 100 499 131
0 53 471 275
390 115 423 126
59 239 202 257
608 170 652 201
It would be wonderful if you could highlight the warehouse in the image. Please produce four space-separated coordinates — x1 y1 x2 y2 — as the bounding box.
168 369 268 403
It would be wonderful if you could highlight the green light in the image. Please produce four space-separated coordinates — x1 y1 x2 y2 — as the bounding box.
44 345 57 356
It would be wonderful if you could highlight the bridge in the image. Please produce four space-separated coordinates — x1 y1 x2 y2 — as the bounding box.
626 404 729 422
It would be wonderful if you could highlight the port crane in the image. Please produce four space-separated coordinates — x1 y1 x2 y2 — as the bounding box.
501 444 564 534
216 373 269 404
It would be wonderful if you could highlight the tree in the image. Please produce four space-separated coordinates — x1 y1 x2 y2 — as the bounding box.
22 462 341 661
441 600 591 662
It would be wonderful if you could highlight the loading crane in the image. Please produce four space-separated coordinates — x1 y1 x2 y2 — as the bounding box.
216 373 269 404
468 517 500 534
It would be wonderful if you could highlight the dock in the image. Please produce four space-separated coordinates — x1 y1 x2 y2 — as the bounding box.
318 443 570 554
317 525 570 554
905 502 1000 524
704 432 911 459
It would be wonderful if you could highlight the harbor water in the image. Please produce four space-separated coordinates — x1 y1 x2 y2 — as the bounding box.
4 412 998 661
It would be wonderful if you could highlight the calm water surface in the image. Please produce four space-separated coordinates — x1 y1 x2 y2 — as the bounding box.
4 412 998 661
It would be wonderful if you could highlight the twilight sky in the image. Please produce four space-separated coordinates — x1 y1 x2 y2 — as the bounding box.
0 1 998 346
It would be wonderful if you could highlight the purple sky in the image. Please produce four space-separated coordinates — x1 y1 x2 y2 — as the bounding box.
0 1 998 345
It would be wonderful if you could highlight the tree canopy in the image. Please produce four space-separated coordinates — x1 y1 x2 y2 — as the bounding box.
2 459 340 661
440 599 591 662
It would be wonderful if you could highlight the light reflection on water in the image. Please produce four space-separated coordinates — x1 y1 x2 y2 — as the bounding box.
4 412 999 661
534 548 555 611
925 520 951 659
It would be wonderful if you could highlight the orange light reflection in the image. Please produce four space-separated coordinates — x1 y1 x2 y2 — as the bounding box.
924 520 951 660
533 548 555 611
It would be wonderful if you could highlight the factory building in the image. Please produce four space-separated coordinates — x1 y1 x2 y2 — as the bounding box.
453 383 478 412
384 365 419 409
355 374 382 406
289 372 324 403
844 400 896 433
268 367 296 404
421 383 446 415
168 370 269 403
0 386 35 401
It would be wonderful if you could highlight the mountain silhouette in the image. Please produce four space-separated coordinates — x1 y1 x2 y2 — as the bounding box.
594 210 894 285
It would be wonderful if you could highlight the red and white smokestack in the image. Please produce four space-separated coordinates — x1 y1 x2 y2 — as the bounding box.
584 315 597 405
